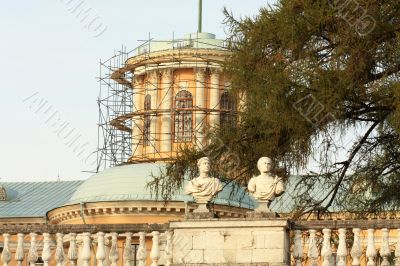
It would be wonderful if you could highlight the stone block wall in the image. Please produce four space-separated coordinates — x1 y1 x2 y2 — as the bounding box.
170 219 289 266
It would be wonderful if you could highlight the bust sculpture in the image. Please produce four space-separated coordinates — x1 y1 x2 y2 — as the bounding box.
248 157 285 212
185 157 223 212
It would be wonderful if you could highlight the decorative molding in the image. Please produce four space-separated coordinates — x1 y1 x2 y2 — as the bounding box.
194 67 207 80
47 201 249 224
161 69 173 80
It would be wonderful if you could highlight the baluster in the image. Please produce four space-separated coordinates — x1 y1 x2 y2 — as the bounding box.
109 233 119 266
307 229 318 266
321 229 332 266
68 233 78 266
396 229 400 266
351 228 362 266
293 230 303 266
137 232 147 266
337 228 347 266
380 228 390 266
28 233 38 266
1 234 12 266
165 231 173 266
42 233 51 266
150 231 160 266
96 232 106 266
81 233 92 266
366 229 377 266
123 232 133 266
55 233 65 266
15 233 25 266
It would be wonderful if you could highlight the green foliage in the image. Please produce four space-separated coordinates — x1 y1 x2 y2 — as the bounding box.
149 0 400 218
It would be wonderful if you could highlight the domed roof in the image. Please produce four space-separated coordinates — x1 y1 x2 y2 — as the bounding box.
67 163 255 209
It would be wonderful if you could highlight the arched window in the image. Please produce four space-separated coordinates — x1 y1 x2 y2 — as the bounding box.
174 90 193 142
143 94 151 146
220 91 236 125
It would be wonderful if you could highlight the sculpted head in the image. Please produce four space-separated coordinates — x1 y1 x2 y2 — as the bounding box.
257 157 273 174
197 157 211 175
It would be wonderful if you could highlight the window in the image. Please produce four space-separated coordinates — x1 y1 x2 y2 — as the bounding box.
174 90 193 142
220 91 236 125
143 95 151 146
0 185 6 201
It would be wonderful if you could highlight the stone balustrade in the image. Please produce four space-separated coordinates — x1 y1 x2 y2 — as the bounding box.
291 220 400 265
3 220 400 266
0 224 171 266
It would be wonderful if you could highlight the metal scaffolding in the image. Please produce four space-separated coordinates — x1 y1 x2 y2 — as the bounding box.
96 35 234 171
97 46 133 171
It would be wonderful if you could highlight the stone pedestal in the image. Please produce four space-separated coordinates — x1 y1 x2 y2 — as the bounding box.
170 219 289 266
193 203 209 213
254 200 272 213
185 203 216 219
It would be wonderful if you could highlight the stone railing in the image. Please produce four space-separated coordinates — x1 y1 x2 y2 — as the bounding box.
3 220 400 266
290 220 400 266
0 224 171 266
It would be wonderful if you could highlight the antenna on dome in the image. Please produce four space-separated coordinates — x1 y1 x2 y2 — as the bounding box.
198 0 203 33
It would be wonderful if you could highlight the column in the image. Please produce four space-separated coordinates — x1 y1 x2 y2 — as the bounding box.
194 68 207 148
209 68 221 128
132 76 143 157
161 69 173 153
148 70 158 154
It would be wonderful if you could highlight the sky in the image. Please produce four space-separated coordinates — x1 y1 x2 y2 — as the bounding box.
0 0 276 182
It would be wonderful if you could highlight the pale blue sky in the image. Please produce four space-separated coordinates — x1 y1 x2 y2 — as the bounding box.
0 0 276 181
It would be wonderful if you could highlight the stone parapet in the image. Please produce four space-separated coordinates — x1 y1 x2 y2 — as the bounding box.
170 218 290 265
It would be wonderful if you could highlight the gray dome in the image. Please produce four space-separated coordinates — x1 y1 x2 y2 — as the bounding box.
68 163 255 209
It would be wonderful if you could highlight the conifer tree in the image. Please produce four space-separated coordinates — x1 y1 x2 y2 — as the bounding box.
150 0 400 218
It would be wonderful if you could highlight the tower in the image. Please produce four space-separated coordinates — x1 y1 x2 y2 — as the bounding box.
98 32 234 167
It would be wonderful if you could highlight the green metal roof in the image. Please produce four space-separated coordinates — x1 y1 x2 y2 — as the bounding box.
68 163 256 209
0 164 257 219
0 181 83 218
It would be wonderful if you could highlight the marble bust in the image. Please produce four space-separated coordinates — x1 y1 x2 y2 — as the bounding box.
248 157 285 212
185 157 223 211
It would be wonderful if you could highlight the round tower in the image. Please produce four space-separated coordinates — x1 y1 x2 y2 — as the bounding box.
110 32 234 163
